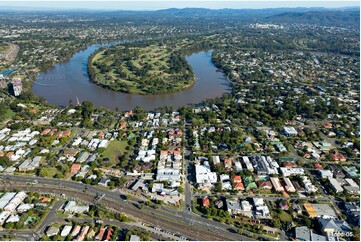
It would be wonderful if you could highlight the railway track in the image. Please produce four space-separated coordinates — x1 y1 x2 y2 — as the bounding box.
0 184 237 241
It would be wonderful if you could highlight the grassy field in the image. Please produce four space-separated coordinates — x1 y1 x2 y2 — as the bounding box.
277 210 292 222
89 40 195 95
0 110 15 127
102 140 128 163
0 43 9 53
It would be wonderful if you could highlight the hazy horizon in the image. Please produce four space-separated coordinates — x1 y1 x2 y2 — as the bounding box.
0 1 359 11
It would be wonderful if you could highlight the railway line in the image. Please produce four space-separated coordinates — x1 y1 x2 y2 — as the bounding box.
0 184 242 241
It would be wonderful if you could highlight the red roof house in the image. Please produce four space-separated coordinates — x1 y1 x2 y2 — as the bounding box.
71 164 81 174
331 152 346 162
202 197 210 207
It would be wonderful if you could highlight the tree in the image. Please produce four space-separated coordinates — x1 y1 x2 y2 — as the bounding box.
0 102 10 122
215 182 222 192
178 186 184 193
38 169 51 177
81 100 94 128
272 219 282 228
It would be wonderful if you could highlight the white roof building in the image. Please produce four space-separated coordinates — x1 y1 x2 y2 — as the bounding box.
195 164 217 185
0 192 16 209
98 140 109 149
284 126 298 136
253 198 264 207
234 161 243 172
241 201 252 212
46 226 60 237
301 176 318 194
17 203 33 213
212 156 220 164
60 225 73 237
6 215 20 223
130 235 140 241
242 156 254 171
328 178 344 193
256 205 270 217
318 170 333 178
3 192 27 212
0 211 10 225
63 201 89 213
280 167 305 177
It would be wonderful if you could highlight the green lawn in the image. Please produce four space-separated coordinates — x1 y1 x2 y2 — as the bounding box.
277 210 292 222
102 140 128 163
39 167 59 178
4 109 15 119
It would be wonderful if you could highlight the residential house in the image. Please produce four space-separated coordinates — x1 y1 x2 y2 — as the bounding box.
63 148 78 158
283 178 296 193
294 226 326 241
98 178 110 187
224 158 234 170
318 170 333 179
280 167 305 177
226 199 242 215
130 235 140 241
243 175 257 191
328 178 344 193
257 180 273 190
270 177 284 192
220 174 232 190
71 164 81 174
63 201 89 213
95 227 106 241
284 126 298 136
46 226 60 237
104 227 113 241
328 165 345 178
232 176 244 191
60 225 73 237
330 153 347 162
318 218 352 237
202 197 210 208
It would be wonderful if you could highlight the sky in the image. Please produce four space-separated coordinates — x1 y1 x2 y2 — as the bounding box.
0 1 359 10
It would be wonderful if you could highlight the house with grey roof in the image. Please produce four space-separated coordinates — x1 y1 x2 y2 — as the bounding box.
294 226 326 241
318 218 352 236
226 199 241 215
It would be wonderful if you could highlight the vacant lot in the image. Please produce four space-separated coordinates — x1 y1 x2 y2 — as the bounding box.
102 140 128 164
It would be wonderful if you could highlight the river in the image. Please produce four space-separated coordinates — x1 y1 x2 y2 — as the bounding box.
32 43 230 111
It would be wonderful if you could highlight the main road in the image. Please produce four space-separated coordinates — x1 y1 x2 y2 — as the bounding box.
0 174 262 241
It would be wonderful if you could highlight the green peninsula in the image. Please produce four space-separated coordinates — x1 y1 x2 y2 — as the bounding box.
88 42 195 95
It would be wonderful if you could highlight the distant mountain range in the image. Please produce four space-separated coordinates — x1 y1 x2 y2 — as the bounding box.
265 10 360 27
0 6 359 28
104 7 360 27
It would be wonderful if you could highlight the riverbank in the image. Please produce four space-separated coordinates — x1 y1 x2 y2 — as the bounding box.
33 48 229 111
